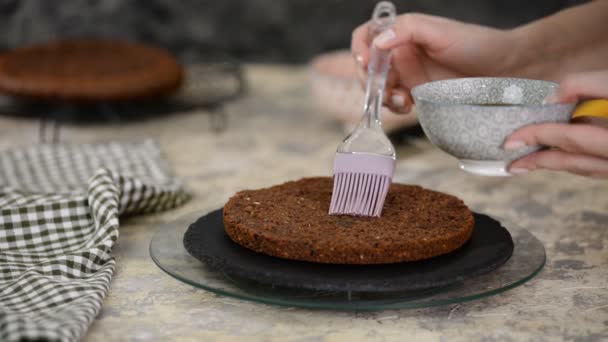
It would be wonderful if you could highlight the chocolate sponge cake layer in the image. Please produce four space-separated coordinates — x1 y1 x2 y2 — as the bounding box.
0 39 183 102
223 177 474 264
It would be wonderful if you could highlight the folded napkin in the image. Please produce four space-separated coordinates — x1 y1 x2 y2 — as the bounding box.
0 141 190 342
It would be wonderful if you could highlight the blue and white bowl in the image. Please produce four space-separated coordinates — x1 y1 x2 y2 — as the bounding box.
412 77 575 176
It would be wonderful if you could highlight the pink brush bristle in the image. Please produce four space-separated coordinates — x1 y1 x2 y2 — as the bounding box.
329 152 395 217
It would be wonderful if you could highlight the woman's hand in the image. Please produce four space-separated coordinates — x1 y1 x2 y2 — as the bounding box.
351 13 520 113
505 71 608 179
351 2 608 114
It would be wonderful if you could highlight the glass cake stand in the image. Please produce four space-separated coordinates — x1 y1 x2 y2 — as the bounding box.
149 212 545 311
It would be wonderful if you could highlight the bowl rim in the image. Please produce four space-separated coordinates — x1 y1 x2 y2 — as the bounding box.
410 77 575 109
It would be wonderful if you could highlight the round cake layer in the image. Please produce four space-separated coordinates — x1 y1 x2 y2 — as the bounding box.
0 39 183 102
223 177 474 264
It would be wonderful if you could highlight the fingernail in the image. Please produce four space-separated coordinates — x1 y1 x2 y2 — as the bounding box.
509 167 530 175
504 140 527 151
355 54 364 66
391 94 405 108
373 29 396 47
542 91 560 105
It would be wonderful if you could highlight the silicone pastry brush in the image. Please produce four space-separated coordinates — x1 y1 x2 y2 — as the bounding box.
329 1 397 217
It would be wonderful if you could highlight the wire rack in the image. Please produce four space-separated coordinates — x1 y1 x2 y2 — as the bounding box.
0 56 246 143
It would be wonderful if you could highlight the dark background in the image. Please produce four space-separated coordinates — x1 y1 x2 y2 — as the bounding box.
0 0 587 63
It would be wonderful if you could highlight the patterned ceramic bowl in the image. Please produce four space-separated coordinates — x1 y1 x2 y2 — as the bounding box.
411 77 575 176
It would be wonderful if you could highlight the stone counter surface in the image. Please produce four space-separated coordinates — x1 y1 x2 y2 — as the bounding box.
0 66 606 341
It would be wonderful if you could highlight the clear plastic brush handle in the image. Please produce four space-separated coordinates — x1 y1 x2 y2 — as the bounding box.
337 1 396 157
365 1 396 122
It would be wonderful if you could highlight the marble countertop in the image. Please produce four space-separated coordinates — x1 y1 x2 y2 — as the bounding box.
0 65 606 341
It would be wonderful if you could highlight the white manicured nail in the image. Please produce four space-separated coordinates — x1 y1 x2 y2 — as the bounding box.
509 168 530 175
504 140 526 151
542 91 559 104
355 54 364 66
373 29 396 47
391 94 405 108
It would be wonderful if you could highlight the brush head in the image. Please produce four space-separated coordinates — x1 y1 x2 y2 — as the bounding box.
329 152 395 217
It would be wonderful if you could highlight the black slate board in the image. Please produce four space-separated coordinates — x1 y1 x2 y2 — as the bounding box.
183 209 514 292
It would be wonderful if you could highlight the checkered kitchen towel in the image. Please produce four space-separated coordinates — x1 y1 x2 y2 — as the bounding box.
0 141 190 342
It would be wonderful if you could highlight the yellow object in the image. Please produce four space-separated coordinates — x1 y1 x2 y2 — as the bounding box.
572 99 608 118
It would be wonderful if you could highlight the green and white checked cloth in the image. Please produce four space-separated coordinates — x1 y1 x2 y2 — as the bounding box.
0 141 190 342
